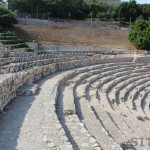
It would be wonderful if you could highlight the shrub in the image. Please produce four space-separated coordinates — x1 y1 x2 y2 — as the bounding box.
128 19 150 50
75 10 85 20
0 31 16 36
10 43 29 49
96 12 106 19
0 6 17 28
25 48 34 52
0 36 18 40
96 12 111 20
0 39 24 44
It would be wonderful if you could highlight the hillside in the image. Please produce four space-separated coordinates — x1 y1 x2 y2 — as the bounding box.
13 25 134 51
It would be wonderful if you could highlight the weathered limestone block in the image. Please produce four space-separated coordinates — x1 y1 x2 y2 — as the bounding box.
17 84 40 96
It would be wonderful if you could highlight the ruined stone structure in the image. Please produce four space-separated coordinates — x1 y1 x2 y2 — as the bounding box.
0 43 150 149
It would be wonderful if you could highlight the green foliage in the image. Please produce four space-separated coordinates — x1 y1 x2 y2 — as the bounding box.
74 10 85 20
0 35 18 40
96 12 106 19
0 30 29 50
113 0 142 22
7 0 150 22
0 39 24 44
0 31 16 36
96 12 111 20
140 4 150 20
87 1 114 18
25 48 34 52
0 27 4 32
129 19 150 50
8 0 114 20
0 6 17 28
10 43 29 49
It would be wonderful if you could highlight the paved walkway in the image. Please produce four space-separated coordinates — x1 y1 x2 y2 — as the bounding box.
0 71 70 150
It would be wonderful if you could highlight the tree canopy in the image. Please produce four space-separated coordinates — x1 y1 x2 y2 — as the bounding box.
8 0 115 19
6 0 150 21
129 19 150 50
0 6 17 28
113 0 142 22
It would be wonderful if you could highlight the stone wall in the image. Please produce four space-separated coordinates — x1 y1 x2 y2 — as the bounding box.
0 57 133 112
26 42 95 51
0 56 90 74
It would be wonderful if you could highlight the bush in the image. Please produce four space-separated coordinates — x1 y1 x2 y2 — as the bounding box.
75 10 85 20
0 30 30 50
10 43 29 49
0 7 17 28
0 39 24 45
0 35 18 40
25 48 34 52
0 31 16 36
128 19 150 50
96 12 111 20
96 12 106 19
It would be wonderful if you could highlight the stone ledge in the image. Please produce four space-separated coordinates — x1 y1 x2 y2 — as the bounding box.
0 57 134 112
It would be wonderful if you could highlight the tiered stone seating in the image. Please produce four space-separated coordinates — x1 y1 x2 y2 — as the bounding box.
143 92 150 118
54 61 150 149
0 50 93 74
1 49 150 150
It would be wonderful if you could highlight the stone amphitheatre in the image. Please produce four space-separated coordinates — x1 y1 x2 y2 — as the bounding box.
0 24 150 150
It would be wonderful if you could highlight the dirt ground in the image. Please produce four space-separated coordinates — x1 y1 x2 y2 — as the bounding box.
13 25 135 51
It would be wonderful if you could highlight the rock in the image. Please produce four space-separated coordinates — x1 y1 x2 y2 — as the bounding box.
92 143 99 148
94 147 101 150
43 136 48 143
43 135 51 143
64 110 75 116
60 136 68 142
56 124 62 130
60 144 73 150
137 116 145 122
78 123 84 127
89 137 97 144
80 128 87 133
47 143 56 148
121 112 127 117
81 143 88 147
59 128 65 136
25 90 32 96
86 134 91 137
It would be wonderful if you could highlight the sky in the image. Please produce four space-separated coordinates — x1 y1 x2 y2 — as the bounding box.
2 0 150 4
133 0 150 4
123 0 150 4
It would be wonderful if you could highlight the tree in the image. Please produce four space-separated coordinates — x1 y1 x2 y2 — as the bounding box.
141 4 150 20
114 0 142 22
129 19 150 50
0 6 17 28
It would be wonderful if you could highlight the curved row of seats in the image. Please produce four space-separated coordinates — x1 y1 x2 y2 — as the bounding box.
1 49 150 149
51 61 150 149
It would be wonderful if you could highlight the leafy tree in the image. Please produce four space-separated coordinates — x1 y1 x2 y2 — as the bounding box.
114 0 142 22
8 0 150 22
0 6 17 28
86 0 113 18
141 4 150 20
8 0 114 19
129 19 150 50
